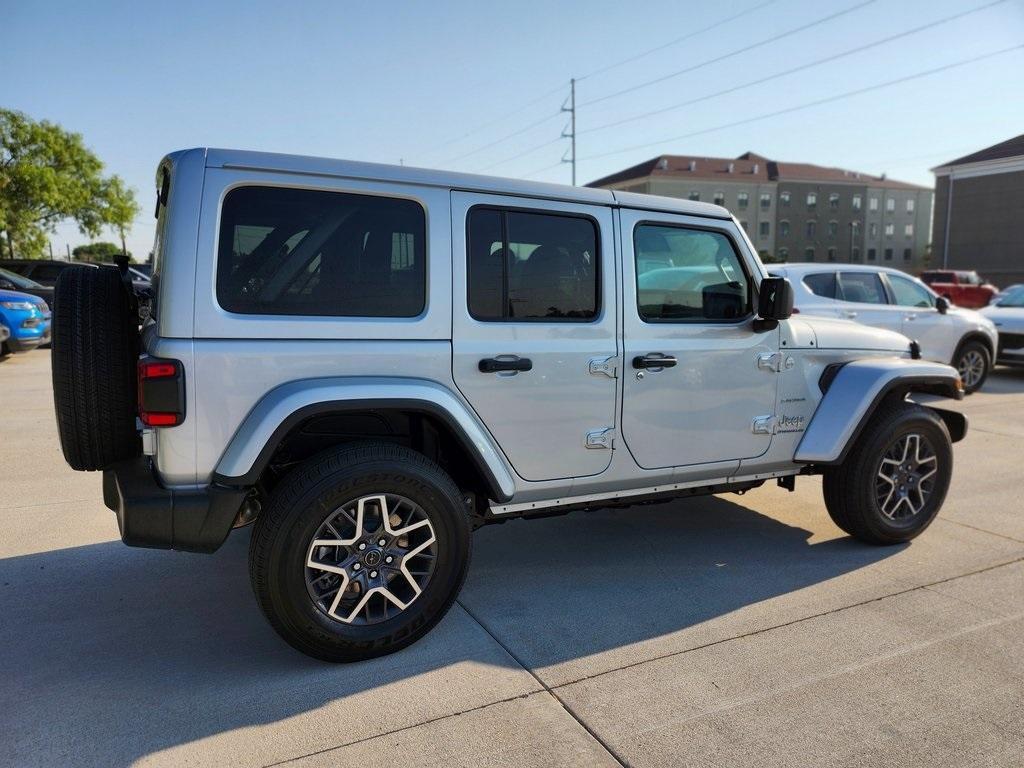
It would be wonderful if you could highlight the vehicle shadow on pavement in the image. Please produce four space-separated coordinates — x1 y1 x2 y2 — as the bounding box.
0 496 896 766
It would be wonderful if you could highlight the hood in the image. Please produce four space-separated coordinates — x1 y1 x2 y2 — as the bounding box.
0 288 47 307
788 315 910 352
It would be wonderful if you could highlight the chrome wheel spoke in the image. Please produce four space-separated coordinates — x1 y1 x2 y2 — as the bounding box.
874 432 939 521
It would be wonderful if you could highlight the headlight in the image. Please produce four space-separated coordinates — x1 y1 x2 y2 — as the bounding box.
1 301 35 311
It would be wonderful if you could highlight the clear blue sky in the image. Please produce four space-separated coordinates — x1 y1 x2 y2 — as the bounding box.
4 0 1023 259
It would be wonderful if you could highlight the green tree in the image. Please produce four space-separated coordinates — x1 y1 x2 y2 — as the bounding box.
72 241 126 263
102 175 139 257
0 108 138 259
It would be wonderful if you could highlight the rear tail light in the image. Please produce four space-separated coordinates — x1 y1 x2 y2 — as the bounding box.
137 358 185 427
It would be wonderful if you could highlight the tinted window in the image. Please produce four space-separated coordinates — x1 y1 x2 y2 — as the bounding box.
804 272 836 299
888 274 934 308
838 272 887 304
31 264 64 282
216 186 425 317
467 208 598 321
634 225 750 322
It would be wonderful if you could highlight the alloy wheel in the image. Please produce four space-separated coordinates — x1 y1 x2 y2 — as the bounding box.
957 349 985 390
305 494 437 625
874 432 938 520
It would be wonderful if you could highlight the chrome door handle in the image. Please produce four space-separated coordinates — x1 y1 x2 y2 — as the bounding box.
904 314 916 321
842 310 858 319
632 354 678 370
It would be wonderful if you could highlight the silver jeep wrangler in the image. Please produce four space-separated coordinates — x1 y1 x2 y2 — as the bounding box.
51 148 967 662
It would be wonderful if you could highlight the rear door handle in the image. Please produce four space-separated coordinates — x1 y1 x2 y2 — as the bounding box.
633 354 678 370
479 357 532 373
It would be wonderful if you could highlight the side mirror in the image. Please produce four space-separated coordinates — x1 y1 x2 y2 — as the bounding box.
755 276 793 331
935 296 949 314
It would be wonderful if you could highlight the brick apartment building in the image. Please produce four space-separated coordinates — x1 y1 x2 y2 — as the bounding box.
932 133 1024 286
588 152 933 270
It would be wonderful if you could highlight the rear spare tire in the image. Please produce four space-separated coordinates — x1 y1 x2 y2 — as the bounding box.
52 266 141 471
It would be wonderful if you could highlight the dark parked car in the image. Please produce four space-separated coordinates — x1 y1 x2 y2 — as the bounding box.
0 267 54 308
3 259 98 287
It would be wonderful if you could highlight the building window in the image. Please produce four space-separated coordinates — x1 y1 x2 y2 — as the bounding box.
780 191 791 206
805 247 815 261
779 220 790 237
869 222 878 238
853 194 862 210
867 248 877 261
869 197 879 211
806 192 817 209
740 220 748 232
760 192 771 209
759 221 770 238
714 191 725 206
851 221 860 237
468 207 599 321
906 198 915 213
777 247 789 261
885 223 894 237
688 191 700 201
829 193 840 209
828 220 838 237
737 192 749 209
904 223 914 237
903 248 912 261
806 220 816 237
852 246 861 260
827 247 838 262
886 198 895 212
884 248 893 261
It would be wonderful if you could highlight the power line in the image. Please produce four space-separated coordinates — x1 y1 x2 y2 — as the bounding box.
440 109 562 165
473 136 563 173
522 159 567 179
578 44 1024 164
415 81 568 160
579 0 876 108
575 0 780 82
579 0 1008 136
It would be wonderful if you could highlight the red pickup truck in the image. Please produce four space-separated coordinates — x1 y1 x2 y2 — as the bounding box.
919 270 998 308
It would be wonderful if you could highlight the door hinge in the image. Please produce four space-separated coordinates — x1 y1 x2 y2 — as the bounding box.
586 427 615 449
588 356 617 378
757 352 794 373
751 415 778 435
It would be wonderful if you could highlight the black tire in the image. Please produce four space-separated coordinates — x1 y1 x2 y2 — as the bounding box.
51 266 140 471
952 339 991 394
823 400 952 545
249 442 471 662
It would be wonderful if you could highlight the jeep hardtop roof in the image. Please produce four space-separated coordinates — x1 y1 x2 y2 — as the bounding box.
170 147 732 221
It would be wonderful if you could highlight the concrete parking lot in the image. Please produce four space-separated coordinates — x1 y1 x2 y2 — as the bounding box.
1 350 1023 767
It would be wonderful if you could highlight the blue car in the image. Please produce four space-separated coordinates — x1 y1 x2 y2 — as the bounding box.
0 287 51 354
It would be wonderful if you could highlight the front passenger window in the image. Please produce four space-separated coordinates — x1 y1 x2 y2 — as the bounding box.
634 224 750 322
838 272 888 305
888 274 935 308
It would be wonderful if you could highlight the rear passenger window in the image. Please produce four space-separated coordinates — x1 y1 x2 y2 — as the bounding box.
803 272 836 299
838 272 888 304
634 224 750 322
216 186 425 317
467 207 598 321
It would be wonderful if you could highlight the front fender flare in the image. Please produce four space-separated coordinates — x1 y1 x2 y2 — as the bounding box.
212 377 516 501
795 358 964 465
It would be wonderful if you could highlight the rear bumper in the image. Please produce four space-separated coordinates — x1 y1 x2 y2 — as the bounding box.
103 456 249 553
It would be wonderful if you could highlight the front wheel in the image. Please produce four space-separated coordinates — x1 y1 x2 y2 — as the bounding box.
249 442 471 662
823 401 952 545
954 340 991 394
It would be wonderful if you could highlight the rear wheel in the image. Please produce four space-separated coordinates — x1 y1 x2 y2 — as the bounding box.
823 401 952 545
249 442 471 662
953 340 990 394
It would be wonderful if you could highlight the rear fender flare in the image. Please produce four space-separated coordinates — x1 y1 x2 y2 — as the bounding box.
212 377 516 501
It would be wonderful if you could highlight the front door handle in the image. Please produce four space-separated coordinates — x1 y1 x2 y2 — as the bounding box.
633 354 678 370
904 314 916 321
841 310 858 319
479 356 532 373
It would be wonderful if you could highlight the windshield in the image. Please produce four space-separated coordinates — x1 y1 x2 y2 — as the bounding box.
0 266 43 289
996 286 1024 307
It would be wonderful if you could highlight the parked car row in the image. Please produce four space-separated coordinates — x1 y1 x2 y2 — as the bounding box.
1 259 151 294
770 264 999 393
0 286 51 356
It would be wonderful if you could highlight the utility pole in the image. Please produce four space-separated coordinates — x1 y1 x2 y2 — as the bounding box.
561 78 576 186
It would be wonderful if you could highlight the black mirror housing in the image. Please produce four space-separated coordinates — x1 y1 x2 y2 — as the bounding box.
935 295 949 314
757 276 794 322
